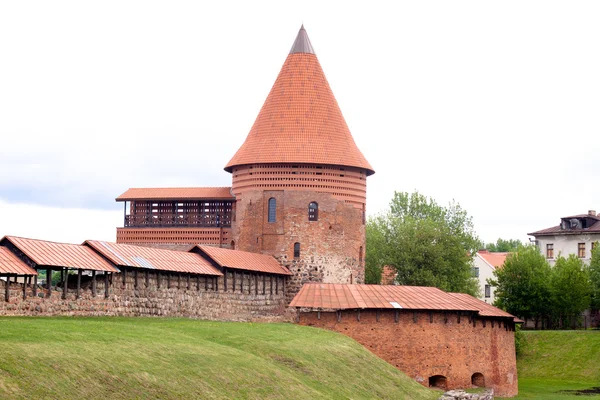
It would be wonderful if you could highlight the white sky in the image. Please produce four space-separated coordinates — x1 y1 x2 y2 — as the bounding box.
1 1 599 245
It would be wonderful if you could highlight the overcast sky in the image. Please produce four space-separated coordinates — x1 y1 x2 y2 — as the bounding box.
1 1 599 245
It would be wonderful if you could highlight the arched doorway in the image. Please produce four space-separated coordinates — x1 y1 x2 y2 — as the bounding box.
428 375 447 390
471 372 485 387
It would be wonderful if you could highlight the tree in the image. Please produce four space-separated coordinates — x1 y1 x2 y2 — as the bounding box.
590 243 600 311
485 238 522 252
549 255 591 328
365 191 480 295
490 245 551 326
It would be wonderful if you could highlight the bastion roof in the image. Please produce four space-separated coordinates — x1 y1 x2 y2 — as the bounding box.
290 283 517 320
225 25 374 175
192 245 292 276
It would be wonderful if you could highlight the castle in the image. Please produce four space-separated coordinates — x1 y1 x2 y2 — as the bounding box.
0 26 518 396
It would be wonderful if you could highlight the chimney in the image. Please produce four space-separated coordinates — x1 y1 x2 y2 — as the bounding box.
589 210 596 216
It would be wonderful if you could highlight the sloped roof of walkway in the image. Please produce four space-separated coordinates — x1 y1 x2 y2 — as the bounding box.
1 236 118 272
191 245 292 276
85 241 222 276
0 247 37 275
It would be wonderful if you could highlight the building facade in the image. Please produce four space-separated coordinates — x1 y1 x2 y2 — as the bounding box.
473 250 508 304
529 210 600 265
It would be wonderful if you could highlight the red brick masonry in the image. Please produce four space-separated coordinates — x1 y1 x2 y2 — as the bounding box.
297 309 518 397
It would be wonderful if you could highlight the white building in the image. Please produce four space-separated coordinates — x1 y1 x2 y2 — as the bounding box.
528 210 600 265
473 250 508 304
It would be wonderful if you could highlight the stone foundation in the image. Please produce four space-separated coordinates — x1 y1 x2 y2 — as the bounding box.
0 271 287 322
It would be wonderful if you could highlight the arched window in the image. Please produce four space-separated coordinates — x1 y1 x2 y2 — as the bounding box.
230 240 235 250
294 242 300 258
268 198 276 222
308 202 318 221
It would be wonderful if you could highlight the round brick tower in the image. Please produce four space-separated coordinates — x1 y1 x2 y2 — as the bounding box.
225 25 374 297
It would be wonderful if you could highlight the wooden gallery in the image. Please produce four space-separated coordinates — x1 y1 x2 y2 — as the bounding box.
0 26 519 397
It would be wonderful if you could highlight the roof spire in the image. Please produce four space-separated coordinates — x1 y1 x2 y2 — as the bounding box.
289 24 315 54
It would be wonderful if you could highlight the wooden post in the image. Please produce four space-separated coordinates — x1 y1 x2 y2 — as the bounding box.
232 270 236 292
145 271 149 288
91 270 97 297
33 274 37 297
197 275 200 291
104 273 109 298
187 274 191 290
167 273 171 289
23 276 28 300
283 277 286 296
46 268 52 298
263 275 266 295
122 268 127 289
76 269 82 299
275 276 279 294
4 275 9 302
62 268 68 300
214 276 218 291
204 276 208 291
254 273 258 295
270 275 273 295
157 272 161 288
177 274 181 289
224 268 228 291
134 269 138 289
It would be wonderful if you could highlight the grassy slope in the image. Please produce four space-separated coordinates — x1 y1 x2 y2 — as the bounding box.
514 330 600 399
0 317 437 400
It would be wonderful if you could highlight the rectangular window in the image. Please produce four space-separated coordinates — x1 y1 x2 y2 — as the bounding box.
546 244 554 259
472 267 479 278
485 285 491 298
578 243 585 258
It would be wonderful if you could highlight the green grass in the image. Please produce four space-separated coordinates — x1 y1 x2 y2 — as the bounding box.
512 330 600 399
0 317 437 400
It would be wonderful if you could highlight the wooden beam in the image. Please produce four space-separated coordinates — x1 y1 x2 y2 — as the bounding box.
263 274 266 295
4 275 9 302
204 276 208 291
177 273 181 289
214 276 218 291
62 268 68 300
91 270 97 297
254 273 258 295
104 273 109 299
46 268 52 298
270 275 273 295
122 268 127 289
275 276 279 294
197 275 200 291
232 270 236 292
223 267 228 291
76 269 82 299
33 274 37 297
167 273 171 289
187 274 191 290
134 269 138 289
157 272 161 288
145 270 149 288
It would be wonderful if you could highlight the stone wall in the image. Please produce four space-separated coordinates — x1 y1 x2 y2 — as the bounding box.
232 189 365 301
0 270 287 322
297 309 518 397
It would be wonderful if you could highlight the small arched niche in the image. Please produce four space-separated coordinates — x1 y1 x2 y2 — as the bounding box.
471 372 485 387
428 375 447 390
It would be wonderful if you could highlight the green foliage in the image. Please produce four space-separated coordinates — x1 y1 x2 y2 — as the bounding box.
491 245 552 322
514 324 526 357
590 242 600 311
549 255 591 328
485 238 522 252
366 191 480 295
0 317 438 400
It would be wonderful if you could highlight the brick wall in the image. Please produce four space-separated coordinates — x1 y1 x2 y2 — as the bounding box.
232 189 365 301
297 309 518 397
0 271 288 322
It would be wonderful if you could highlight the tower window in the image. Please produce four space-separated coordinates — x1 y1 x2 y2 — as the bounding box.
268 198 276 222
294 242 300 258
308 202 318 221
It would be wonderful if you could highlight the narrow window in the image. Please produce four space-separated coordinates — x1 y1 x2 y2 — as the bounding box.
471 267 479 278
294 242 300 258
230 240 235 250
578 243 585 258
484 284 491 298
359 246 363 265
268 198 276 223
546 243 554 259
308 202 318 221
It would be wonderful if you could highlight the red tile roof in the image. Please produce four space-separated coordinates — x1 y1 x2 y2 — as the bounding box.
85 241 222 276
0 247 37 275
116 187 234 201
193 245 292 276
290 283 481 312
477 251 509 269
447 292 517 320
225 27 374 176
2 236 118 272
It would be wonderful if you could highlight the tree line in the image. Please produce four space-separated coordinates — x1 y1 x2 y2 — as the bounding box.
366 190 599 329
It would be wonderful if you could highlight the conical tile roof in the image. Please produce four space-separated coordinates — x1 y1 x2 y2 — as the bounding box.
225 26 374 175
